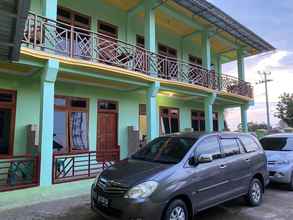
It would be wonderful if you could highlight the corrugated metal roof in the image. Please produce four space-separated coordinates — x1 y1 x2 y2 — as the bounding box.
0 0 30 61
174 0 275 54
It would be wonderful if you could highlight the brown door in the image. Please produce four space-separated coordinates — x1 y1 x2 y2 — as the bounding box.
97 101 119 161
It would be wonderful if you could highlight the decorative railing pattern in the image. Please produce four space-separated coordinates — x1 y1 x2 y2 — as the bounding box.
0 155 39 192
53 150 119 184
22 12 253 99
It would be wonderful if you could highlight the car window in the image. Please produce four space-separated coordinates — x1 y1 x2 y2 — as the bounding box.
240 136 260 152
195 136 222 160
221 138 240 157
260 137 293 151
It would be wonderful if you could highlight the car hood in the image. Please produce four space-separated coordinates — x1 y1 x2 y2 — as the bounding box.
100 159 173 187
265 150 293 162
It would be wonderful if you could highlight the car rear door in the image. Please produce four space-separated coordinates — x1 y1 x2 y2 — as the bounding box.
219 137 251 199
190 135 228 211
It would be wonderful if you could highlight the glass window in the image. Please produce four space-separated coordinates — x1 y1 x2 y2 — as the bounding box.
160 108 179 135
240 136 260 152
53 111 67 153
54 97 66 107
195 136 221 160
0 109 12 155
98 101 117 111
260 137 293 151
71 112 88 150
221 138 240 157
71 99 87 108
0 93 13 102
132 137 196 164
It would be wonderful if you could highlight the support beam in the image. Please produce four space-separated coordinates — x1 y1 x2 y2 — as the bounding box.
241 103 249 132
42 0 57 20
147 81 160 141
144 0 156 53
204 93 217 132
215 55 222 90
201 31 211 70
237 48 245 81
39 59 59 187
218 108 225 131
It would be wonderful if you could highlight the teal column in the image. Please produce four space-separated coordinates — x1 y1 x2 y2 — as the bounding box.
42 0 58 20
216 55 222 90
147 82 160 141
241 104 249 132
218 108 225 131
237 48 245 81
144 0 157 76
201 31 211 70
39 59 59 187
204 93 217 132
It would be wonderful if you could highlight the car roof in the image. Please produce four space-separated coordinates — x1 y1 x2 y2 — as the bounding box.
262 133 293 138
161 132 250 139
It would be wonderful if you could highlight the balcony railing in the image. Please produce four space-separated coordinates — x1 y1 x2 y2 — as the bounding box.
53 150 119 184
0 155 39 192
22 12 253 99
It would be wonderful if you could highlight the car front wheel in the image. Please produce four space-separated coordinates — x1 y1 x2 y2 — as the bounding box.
245 178 263 206
164 199 188 220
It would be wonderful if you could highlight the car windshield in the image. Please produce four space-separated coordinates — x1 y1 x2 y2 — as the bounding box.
132 137 196 164
260 137 293 151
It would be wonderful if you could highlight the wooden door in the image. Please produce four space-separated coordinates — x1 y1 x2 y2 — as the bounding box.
97 101 119 161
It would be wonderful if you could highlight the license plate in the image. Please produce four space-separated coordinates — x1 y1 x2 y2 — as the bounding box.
97 195 109 207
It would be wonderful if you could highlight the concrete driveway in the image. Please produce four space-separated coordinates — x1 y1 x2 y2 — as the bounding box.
1 185 293 220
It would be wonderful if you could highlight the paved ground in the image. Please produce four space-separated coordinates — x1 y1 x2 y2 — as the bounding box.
1 184 293 220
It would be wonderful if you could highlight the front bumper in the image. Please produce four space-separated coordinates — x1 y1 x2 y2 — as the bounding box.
91 184 166 220
268 164 292 184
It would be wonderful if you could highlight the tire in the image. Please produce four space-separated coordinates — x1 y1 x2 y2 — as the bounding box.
164 199 188 220
245 178 263 207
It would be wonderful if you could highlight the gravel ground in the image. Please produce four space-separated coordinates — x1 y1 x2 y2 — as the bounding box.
1 185 293 220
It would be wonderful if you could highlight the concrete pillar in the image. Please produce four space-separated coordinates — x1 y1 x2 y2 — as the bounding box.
147 82 160 141
218 108 225 131
201 31 211 70
216 55 222 90
144 0 157 76
204 93 217 132
39 59 59 187
42 0 58 20
237 48 245 81
241 104 249 132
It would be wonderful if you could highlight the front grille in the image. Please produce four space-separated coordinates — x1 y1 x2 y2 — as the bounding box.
97 177 129 197
93 197 122 218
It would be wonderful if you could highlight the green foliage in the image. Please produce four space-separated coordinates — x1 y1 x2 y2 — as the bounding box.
237 122 268 132
275 93 293 127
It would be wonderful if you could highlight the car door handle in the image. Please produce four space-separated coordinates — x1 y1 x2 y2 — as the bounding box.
219 164 227 169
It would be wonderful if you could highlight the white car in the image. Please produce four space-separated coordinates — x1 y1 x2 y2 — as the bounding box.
260 133 293 190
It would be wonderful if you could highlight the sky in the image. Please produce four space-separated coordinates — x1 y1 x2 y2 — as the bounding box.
208 0 293 130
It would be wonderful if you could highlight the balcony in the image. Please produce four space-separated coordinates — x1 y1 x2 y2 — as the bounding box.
22 12 253 99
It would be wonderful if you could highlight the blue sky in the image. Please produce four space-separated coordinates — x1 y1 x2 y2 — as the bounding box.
208 0 293 130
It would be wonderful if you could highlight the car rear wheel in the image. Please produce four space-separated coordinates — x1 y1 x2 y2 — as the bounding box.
245 178 263 206
164 199 188 220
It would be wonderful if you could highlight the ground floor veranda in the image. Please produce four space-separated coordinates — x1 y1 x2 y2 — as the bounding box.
0 57 251 192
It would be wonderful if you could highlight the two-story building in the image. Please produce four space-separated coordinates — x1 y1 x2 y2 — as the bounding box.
0 0 274 191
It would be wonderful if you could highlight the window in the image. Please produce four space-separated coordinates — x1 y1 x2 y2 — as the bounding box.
136 35 145 48
189 55 202 66
221 138 240 157
160 108 179 135
0 90 16 156
191 111 218 132
260 137 293 151
98 100 118 111
240 136 260 152
132 137 196 164
98 21 118 38
195 136 221 160
53 96 89 154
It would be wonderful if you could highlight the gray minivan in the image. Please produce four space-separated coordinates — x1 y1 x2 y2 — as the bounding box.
91 132 268 220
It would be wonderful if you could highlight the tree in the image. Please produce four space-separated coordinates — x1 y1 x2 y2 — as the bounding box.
275 93 293 127
237 122 268 132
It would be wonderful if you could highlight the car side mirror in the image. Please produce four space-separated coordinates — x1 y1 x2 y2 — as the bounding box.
198 154 213 163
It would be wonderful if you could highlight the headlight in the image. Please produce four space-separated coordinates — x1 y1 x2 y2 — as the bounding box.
276 160 290 165
124 181 158 199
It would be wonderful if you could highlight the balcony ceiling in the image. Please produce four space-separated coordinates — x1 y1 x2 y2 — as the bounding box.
0 0 30 61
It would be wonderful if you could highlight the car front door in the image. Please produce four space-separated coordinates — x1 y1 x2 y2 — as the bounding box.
219 137 251 199
190 135 229 211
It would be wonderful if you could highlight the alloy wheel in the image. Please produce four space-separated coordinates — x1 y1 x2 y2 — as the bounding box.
170 206 186 220
251 182 261 203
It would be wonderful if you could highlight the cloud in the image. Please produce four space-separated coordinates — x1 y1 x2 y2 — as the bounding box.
223 50 293 130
